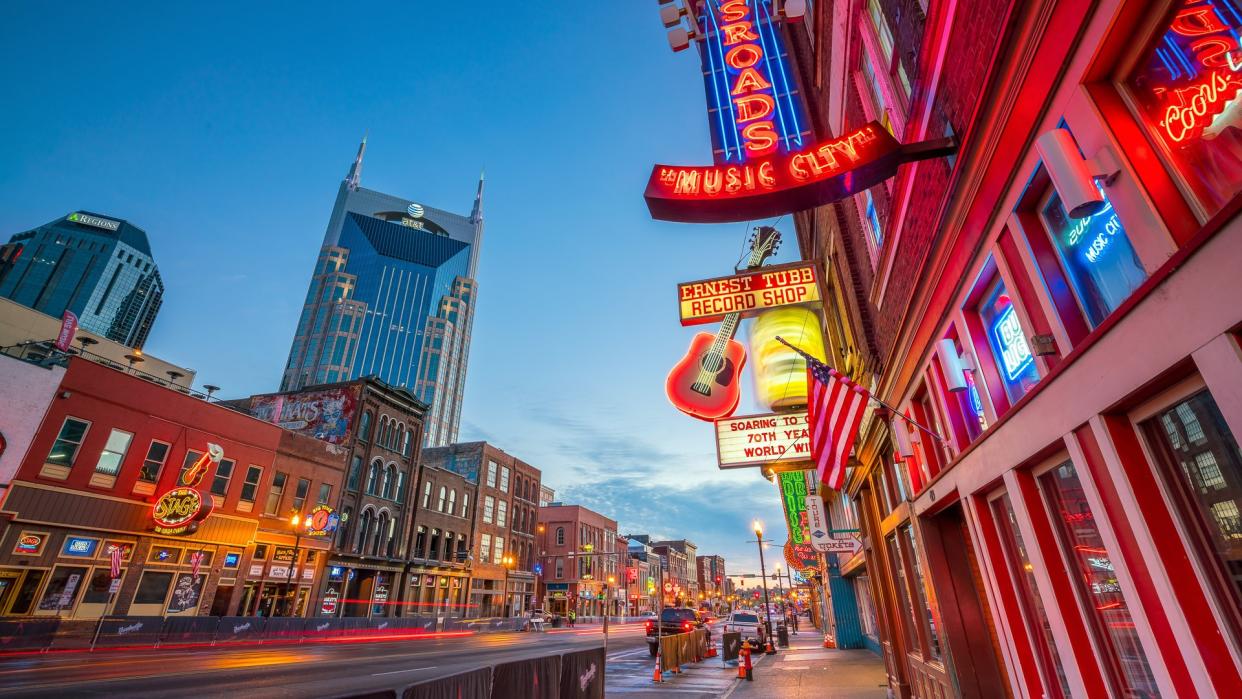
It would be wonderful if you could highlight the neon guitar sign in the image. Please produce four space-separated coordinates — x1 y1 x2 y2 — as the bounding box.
665 227 780 420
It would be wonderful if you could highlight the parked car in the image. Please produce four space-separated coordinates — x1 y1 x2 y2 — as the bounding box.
722 610 765 643
646 607 710 656
638 611 658 621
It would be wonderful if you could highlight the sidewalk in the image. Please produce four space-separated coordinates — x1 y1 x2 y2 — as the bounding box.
728 631 889 699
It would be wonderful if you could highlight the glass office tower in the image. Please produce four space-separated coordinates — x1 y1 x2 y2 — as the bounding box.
0 212 164 349
281 138 483 447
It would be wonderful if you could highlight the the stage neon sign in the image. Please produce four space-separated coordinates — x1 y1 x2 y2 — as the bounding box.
700 0 808 162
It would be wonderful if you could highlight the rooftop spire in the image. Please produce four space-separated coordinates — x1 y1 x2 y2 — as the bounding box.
345 134 367 191
470 170 484 223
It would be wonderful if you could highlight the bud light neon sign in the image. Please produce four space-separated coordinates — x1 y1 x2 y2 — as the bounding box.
991 306 1033 381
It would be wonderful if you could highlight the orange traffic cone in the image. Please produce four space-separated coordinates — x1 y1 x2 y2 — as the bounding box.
653 652 663 683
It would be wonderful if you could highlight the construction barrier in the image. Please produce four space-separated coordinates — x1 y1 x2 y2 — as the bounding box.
491 653 561 699
404 667 492 699
722 631 742 664
559 647 605 698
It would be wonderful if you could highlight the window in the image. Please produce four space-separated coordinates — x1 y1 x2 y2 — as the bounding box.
415 526 427 558
265 471 288 516
423 481 433 508
447 489 457 516
293 477 310 512
210 459 236 497
46 417 89 466
378 417 389 447
138 441 170 483
241 465 262 502
556 527 565 546
497 500 508 529
395 470 406 503
992 493 1071 698
1144 389 1242 639
367 460 381 496
864 189 883 249
555 557 564 579
429 529 441 561
480 534 492 563
461 493 470 519
978 279 1039 403
904 526 941 660
1041 460 1159 695
94 429 133 475
500 467 510 493
382 465 396 500
179 451 203 483
487 461 498 488
494 537 504 564
318 482 332 505
1124 1 1242 218
443 531 455 561
134 571 174 605
438 486 447 512
346 455 362 491
483 496 495 524
1038 189 1147 327
336 506 353 548
359 411 372 441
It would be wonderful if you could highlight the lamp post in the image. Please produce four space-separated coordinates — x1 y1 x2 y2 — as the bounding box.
284 512 308 617
605 574 615 646
753 520 777 655
502 554 515 618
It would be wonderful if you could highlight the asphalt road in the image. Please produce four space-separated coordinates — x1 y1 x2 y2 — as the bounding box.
0 623 650 698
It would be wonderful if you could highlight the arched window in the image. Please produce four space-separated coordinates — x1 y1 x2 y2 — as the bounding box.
359 411 373 442
395 423 404 451
395 470 406 503
556 527 565 546
382 464 396 500
423 480 432 508
402 430 412 456
447 489 457 516
356 508 375 553
366 459 381 495
373 511 389 556
437 486 447 512
461 493 470 519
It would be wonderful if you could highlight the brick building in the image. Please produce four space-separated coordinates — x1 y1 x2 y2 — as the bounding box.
0 355 345 619
652 539 698 603
408 463 473 614
422 442 542 617
536 504 619 617
781 0 1242 696
696 554 726 602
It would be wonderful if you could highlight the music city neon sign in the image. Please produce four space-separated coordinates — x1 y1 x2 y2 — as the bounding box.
646 0 954 223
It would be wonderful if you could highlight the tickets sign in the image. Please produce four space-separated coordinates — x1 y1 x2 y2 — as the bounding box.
678 262 819 326
715 411 811 469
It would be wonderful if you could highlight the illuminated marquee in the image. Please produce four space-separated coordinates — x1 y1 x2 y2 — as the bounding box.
715 410 811 469
678 262 819 325
646 121 953 222
150 443 222 536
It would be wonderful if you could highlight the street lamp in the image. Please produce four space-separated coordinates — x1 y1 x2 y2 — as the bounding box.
284 512 309 617
502 554 515 618
753 519 777 655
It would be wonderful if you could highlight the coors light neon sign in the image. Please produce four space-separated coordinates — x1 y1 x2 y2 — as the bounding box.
646 0 954 223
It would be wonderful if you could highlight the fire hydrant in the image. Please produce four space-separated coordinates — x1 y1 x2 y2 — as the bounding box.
738 640 753 681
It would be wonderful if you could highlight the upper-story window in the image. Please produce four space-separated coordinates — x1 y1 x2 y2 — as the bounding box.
500 467 510 493
1038 188 1147 327
358 411 372 442
47 417 90 467
556 527 565 546
487 461 498 488
1124 0 1242 218
461 493 470 519
437 486 447 512
447 489 457 516
94 429 133 476
864 189 883 250
423 480 432 508
978 278 1039 404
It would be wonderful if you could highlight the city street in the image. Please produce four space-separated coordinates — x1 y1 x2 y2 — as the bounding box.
0 624 645 697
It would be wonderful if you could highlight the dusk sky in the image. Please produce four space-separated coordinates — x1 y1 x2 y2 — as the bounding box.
0 2 798 582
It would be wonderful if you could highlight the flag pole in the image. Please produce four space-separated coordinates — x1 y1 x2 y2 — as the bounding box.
774 336 946 444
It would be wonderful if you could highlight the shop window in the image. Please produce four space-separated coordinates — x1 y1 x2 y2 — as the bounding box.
1124 0 1242 218
1039 189 1147 326
138 441 170 483
93 429 133 476
82 568 119 605
1040 460 1160 695
8 571 45 615
46 417 89 467
37 566 88 611
903 526 941 661
1143 389 1242 640
133 571 174 605
978 279 1039 404
993 493 1071 698
886 533 919 652
210 459 235 497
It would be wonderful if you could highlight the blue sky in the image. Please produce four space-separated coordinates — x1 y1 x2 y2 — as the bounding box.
0 2 798 580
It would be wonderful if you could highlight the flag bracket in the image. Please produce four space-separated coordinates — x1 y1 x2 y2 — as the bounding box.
774 336 947 444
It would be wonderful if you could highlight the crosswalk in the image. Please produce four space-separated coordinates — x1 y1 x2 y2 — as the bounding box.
605 647 742 697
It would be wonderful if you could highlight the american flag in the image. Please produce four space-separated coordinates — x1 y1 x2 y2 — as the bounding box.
110 545 123 579
190 551 205 577
807 356 871 490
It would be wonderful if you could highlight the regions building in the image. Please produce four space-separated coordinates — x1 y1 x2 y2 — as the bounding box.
280 139 483 447
0 212 164 349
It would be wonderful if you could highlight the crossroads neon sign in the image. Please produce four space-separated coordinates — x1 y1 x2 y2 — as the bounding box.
645 1 954 223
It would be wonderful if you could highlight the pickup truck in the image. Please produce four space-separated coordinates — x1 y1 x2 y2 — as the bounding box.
646 607 711 657
721 610 765 643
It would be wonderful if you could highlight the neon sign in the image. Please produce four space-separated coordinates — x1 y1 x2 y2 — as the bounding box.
1162 68 1242 142
991 305 1033 381
151 444 222 536
699 0 808 162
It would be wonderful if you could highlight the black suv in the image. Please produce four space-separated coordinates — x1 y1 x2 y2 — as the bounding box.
645 607 710 656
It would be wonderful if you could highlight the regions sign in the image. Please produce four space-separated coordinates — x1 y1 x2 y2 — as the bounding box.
715 411 810 469
67 212 121 231
250 386 360 445
678 262 819 326
646 122 956 223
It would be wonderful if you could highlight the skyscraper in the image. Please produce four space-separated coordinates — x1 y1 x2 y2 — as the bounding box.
281 138 483 447
0 211 164 349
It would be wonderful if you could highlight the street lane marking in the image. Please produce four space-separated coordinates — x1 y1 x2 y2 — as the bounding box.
372 666 437 676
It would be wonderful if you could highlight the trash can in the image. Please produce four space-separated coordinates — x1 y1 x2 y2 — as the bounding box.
552 615 564 628
777 624 790 648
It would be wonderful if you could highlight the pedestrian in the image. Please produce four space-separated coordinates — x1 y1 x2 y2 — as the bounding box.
568 609 576 627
